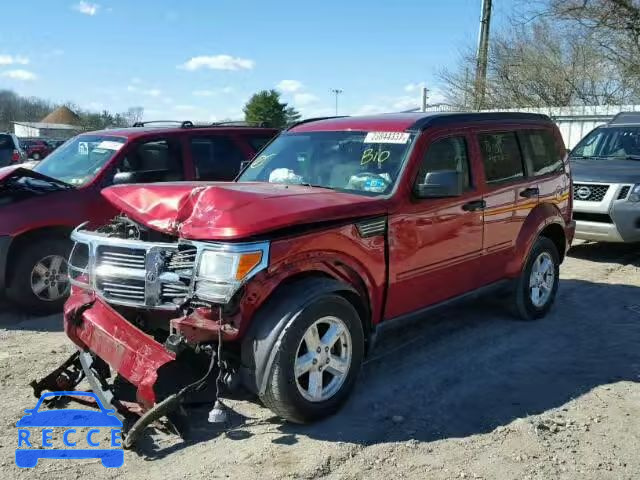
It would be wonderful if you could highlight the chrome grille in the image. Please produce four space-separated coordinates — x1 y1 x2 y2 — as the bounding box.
573 183 609 202
97 246 146 269
98 278 146 303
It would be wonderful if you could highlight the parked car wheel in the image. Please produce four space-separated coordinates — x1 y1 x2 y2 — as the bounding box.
512 236 560 321
7 238 72 315
32 152 41 161
259 295 364 423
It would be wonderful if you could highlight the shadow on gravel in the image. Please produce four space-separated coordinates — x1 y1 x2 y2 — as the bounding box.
568 241 640 265
271 278 640 446
0 299 63 332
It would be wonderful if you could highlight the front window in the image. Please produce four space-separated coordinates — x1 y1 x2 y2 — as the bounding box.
571 126 640 160
33 135 126 186
238 131 416 195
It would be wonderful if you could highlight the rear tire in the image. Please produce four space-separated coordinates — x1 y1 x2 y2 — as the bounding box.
32 153 40 161
7 238 71 315
259 295 364 423
512 237 560 321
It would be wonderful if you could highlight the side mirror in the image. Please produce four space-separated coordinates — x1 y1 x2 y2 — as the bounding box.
113 171 137 185
414 170 464 198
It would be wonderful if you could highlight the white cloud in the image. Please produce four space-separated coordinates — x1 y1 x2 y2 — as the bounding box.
392 96 419 111
193 86 234 97
293 93 319 106
1 69 37 81
277 80 303 93
352 104 385 116
179 55 254 71
0 55 30 66
72 1 100 15
404 82 426 93
130 77 142 84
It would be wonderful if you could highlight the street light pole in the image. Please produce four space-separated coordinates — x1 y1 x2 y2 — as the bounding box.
331 88 343 116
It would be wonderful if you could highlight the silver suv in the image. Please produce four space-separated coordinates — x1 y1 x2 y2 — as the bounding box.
569 112 640 242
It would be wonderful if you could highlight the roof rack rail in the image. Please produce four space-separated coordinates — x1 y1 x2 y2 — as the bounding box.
131 120 195 128
210 120 270 128
609 112 640 125
287 116 349 130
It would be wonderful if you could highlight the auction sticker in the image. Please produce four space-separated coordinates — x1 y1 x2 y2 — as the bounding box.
364 132 410 144
96 141 125 151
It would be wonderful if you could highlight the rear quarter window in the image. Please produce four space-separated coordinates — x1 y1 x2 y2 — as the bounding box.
519 130 563 176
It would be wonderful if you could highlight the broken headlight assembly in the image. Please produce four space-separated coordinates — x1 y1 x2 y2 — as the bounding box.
67 223 269 308
194 246 268 304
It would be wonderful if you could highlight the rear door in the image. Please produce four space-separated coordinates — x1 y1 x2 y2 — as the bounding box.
474 129 538 282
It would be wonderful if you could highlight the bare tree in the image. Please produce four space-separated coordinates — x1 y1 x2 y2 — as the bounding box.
439 19 638 109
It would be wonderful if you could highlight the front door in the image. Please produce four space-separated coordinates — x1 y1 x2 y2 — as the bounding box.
385 132 484 319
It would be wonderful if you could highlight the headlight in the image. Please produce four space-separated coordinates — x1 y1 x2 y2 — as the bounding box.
68 242 91 289
629 184 640 202
194 244 268 303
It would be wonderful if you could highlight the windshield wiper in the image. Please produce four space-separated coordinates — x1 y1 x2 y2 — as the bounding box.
298 183 337 190
23 176 74 190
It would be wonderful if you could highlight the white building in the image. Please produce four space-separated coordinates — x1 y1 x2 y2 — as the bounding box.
13 121 81 139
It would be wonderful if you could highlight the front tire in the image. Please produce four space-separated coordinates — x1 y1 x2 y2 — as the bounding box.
512 236 560 321
259 295 364 423
32 153 41 161
7 238 71 315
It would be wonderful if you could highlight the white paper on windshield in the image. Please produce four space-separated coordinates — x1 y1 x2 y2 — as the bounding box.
78 142 89 155
97 141 125 151
364 132 410 144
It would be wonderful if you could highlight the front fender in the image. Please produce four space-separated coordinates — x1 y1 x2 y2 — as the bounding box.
240 277 358 395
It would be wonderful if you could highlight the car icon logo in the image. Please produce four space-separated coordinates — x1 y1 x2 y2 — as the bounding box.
576 186 592 200
15 391 124 468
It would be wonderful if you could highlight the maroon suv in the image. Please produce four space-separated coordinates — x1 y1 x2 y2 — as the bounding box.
37 112 574 444
20 139 52 161
0 122 278 313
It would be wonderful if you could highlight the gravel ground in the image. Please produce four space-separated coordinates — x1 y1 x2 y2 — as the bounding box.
0 240 639 479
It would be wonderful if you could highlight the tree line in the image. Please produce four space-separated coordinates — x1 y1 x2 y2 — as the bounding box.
440 0 640 109
0 89 143 132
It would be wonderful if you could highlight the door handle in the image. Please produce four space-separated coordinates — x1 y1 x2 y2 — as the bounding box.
519 187 539 198
462 199 486 211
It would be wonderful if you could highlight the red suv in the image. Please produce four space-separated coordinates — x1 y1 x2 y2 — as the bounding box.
39 113 574 442
0 122 278 313
20 139 52 161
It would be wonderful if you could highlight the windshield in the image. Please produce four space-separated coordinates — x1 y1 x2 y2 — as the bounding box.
571 126 640 160
238 131 416 195
33 135 126 186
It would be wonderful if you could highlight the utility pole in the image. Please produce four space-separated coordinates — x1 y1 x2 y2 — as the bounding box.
331 88 343 116
474 0 492 111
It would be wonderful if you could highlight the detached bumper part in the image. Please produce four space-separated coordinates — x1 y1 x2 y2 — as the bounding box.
64 294 176 406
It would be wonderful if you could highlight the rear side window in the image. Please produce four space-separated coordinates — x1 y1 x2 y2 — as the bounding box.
246 135 274 152
190 136 246 181
0 134 15 149
519 130 563 176
478 132 524 184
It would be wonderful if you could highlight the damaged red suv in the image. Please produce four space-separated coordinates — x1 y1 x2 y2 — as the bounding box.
46 113 574 442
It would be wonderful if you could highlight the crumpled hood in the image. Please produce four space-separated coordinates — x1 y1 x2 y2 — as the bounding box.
101 182 387 240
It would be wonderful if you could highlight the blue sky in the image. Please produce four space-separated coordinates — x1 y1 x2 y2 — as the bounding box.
0 0 516 121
